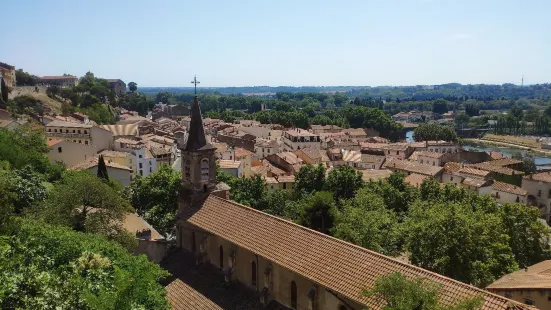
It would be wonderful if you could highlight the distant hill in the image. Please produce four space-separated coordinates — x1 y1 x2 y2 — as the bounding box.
9 86 63 114
140 83 551 100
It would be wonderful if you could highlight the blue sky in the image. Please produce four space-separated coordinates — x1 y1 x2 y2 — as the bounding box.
2 0 550 87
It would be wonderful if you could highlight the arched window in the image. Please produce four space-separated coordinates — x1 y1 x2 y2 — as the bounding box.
201 159 209 180
251 261 257 287
184 160 191 179
191 232 196 253
219 246 224 269
291 281 297 309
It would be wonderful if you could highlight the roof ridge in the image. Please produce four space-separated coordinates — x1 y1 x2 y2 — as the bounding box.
205 195 527 307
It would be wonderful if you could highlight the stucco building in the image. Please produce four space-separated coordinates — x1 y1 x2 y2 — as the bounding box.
47 139 98 167
281 128 321 151
39 75 79 87
45 120 113 151
71 157 133 186
0 62 16 87
106 79 126 95
163 94 528 310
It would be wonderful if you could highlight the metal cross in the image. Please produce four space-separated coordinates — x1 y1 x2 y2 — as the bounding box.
191 75 200 94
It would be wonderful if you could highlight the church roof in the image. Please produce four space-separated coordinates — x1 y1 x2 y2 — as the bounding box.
178 194 528 310
185 96 215 151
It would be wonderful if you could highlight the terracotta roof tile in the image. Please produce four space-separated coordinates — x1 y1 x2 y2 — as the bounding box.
444 162 462 173
383 159 443 176
492 181 528 196
457 167 490 177
178 195 529 310
404 173 428 188
524 172 551 183
47 138 63 147
487 260 551 290
71 157 133 171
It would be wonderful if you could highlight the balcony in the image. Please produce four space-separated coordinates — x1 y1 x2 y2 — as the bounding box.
46 132 89 138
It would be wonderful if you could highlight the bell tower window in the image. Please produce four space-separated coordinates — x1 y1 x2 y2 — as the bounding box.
184 160 191 179
201 159 209 180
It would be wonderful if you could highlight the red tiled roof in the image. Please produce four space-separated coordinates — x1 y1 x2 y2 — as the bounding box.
383 159 443 176
487 260 551 290
524 172 551 183
492 181 527 196
40 75 78 80
179 195 528 310
443 162 462 174
457 167 490 177
47 138 63 147
404 173 428 188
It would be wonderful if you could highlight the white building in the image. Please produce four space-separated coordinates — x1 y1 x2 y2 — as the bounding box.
218 160 243 178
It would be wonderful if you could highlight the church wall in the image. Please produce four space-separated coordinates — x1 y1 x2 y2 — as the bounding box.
178 222 364 310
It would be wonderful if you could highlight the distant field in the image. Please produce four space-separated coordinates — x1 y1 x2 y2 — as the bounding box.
483 134 541 148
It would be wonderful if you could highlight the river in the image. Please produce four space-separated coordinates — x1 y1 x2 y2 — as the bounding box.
405 130 551 166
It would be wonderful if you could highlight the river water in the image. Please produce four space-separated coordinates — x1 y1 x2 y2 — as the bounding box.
405 130 551 166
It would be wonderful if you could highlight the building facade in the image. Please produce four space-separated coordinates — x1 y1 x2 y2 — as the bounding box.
281 128 321 151
0 62 16 87
45 120 113 151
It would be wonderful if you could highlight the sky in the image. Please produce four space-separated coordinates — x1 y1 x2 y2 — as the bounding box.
2 0 550 87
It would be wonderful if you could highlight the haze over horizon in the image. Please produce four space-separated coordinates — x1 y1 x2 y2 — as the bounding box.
3 0 550 87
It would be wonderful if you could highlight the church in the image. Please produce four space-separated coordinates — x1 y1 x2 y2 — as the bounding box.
162 95 528 310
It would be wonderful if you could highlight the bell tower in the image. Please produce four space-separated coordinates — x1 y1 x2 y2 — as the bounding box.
179 93 217 200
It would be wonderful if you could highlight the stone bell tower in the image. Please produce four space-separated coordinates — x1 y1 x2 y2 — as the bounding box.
178 95 217 204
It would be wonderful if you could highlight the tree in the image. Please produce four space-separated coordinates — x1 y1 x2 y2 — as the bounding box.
512 153 537 175
1 78 8 103
366 172 419 214
301 191 339 234
432 99 449 114
413 123 457 142
325 165 364 201
0 218 169 309
15 69 39 86
41 171 133 248
228 174 266 209
128 82 137 93
364 272 482 310
97 155 109 181
127 165 180 239
498 203 551 268
332 188 399 255
294 164 326 195
404 200 517 287
5 167 47 215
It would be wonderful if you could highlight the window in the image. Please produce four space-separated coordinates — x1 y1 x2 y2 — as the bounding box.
139 155 143 159
139 163 143 169
230 155 232 160
54 129 58 132
72 130 75 133
201 159 209 180
538 190 542 197
283 183 287 189
65 129 69 133
185 160 191 179
85 141 88 145
139 170 143 176
291 281 297 309
191 232 196 253
73 140 76 143
420 160 423 164
149 161 152 165
84 130 88 134
432 162 435 166
387 150 390 154
78 140 82 144
149 167 152 173
396 151 399 155
516 196 520 203
267 149 270 153
58 147 62 153
496 192 500 198
78 130 81 134
48 129 51 132
251 261 257 287
219 246 224 268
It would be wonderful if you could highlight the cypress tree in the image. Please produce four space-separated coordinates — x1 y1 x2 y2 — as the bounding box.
1 78 8 104
97 155 109 181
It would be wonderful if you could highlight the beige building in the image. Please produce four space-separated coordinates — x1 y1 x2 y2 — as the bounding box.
522 172 551 220
221 147 253 177
255 139 281 159
295 147 330 166
72 157 133 186
45 120 113 151
265 152 305 175
164 94 528 310
47 139 98 167
106 79 126 95
276 175 295 192
99 150 134 175
383 158 443 180
282 128 321 151
382 143 413 160
0 62 16 87
426 140 460 153
492 181 528 205
39 75 79 87
218 160 243 178
411 150 451 167
487 260 551 309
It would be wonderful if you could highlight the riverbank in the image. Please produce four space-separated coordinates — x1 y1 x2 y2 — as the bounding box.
463 138 551 156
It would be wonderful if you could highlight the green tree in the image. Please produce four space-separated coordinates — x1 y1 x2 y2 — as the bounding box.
512 153 537 175
301 191 339 234
332 188 399 255
366 172 419 214
41 171 133 249
0 219 169 309
325 165 364 201
97 155 109 181
0 126 54 174
127 165 180 239
128 82 137 92
432 99 449 114
364 272 482 310
404 200 517 287
414 123 457 142
498 203 551 268
294 164 326 195
5 167 47 215
228 174 266 209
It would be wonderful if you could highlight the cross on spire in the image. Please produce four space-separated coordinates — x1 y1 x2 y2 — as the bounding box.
191 75 200 94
